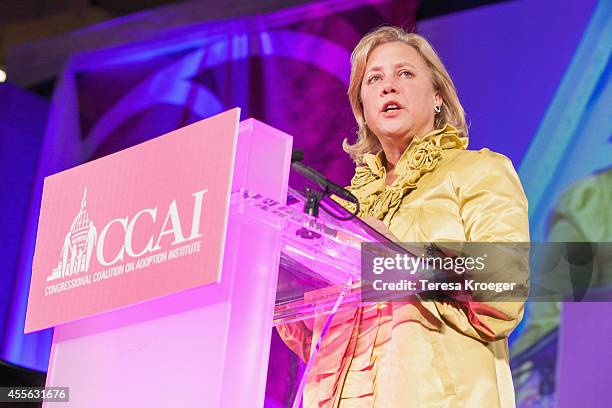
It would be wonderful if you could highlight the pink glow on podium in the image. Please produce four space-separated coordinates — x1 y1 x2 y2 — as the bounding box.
29 111 293 407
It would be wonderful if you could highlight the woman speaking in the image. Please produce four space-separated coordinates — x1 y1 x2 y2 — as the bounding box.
279 25 529 408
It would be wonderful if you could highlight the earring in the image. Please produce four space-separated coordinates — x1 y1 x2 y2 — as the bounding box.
434 105 441 113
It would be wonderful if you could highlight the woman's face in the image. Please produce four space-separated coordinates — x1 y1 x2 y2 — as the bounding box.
360 41 441 142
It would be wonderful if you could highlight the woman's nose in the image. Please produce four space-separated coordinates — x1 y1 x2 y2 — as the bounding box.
381 80 397 95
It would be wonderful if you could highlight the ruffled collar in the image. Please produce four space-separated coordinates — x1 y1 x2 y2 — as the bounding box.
345 124 468 222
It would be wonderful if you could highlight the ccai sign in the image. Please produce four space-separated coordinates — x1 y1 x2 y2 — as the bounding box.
26 108 240 333
44 187 207 293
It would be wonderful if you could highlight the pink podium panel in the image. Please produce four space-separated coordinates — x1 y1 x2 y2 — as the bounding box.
26 110 293 407
26 108 241 333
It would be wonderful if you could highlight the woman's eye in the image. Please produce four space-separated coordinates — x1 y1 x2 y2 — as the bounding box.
400 70 413 78
367 75 381 84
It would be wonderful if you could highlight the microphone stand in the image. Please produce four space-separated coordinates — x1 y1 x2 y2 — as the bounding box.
291 150 359 220
303 187 324 217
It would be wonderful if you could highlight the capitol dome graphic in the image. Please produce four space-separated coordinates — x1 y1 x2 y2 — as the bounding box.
47 187 98 282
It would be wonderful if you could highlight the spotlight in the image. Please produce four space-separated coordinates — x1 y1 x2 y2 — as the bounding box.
0 69 6 83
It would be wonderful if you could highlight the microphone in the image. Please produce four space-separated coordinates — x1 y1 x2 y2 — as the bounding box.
291 150 359 205
291 149 305 163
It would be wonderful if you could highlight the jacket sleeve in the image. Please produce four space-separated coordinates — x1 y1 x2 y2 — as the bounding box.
432 149 530 342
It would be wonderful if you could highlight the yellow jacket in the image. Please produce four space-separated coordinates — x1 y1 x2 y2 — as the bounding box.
278 125 530 407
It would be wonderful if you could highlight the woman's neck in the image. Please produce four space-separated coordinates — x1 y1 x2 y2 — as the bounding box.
379 136 412 185
380 147 403 186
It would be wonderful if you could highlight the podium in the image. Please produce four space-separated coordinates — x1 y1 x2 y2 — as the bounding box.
26 109 388 407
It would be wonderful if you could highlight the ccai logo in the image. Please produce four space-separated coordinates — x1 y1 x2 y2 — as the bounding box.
48 188 96 281
45 186 208 293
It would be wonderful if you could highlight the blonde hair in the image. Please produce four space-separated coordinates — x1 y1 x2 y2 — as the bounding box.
343 26 468 162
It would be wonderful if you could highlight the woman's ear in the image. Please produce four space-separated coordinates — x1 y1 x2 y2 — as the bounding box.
434 92 443 109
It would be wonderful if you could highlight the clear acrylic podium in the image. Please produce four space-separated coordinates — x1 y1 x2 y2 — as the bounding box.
40 117 398 408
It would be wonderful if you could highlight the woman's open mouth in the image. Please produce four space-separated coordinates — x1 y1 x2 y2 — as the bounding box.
382 101 403 114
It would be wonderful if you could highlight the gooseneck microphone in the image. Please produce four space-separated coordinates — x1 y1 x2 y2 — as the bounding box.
291 150 359 205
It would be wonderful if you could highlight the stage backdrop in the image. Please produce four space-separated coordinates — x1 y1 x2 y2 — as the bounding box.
0 83 49 369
